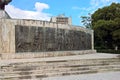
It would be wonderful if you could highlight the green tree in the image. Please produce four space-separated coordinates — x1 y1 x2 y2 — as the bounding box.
81 13 92 29
92 3 120 50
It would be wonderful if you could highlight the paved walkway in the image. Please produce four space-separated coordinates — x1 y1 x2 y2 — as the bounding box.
43 72 120 80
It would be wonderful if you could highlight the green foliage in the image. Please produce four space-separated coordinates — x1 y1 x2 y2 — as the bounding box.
92 3 120 25
92 3 120 50
97 49 120 54
81 14 92 29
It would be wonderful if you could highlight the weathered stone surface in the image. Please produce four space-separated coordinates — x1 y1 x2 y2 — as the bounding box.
0 10 11 18
0 50 96 60
0 19 94 53
0 19 15 53
15 25 92 52
0 54 120 80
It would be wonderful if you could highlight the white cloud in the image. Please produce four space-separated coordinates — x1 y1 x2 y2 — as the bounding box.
90 0 99 7
90 0 118 7
35 2 49 11
72 0 118 13
72 0 118 26
5 2 51 21
72 6 81 10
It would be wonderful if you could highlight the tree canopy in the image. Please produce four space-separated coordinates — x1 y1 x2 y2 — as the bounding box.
91 3 120 50
81 14 92 29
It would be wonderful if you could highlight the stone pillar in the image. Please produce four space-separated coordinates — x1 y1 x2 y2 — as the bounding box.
91 30 94 50
0 19 15 53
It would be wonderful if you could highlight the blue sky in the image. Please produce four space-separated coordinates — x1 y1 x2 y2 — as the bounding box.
5 0 120 26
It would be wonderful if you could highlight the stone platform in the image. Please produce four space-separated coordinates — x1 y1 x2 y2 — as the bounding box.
0 50 96 60
0 18 94 53
0 53 120 80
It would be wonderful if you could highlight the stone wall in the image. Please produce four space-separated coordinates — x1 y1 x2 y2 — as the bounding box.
0 50 96 60
0 19 15 53
15 25 92 52
0 10 11 19
0 19 94 53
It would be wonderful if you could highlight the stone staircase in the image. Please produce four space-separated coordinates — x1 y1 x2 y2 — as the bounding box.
0 53 120 80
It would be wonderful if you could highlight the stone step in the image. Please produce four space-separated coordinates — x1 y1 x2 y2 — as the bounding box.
0 62 120 72
1 64 120 73
1 68 120 80
1 58 120 74
0 56 120 80
1 64 120 77
1 58 119 68
0 50 96 60
1 60 120 72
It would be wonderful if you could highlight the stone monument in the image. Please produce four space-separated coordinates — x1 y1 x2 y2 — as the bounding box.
0 0 95 54
1 1 119 80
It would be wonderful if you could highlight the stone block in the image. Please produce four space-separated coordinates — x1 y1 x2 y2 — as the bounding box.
0 18 94 53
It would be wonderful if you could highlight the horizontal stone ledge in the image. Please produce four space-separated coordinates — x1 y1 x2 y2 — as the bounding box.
1 69 120 80
0 50 96 60
1 65 120 75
